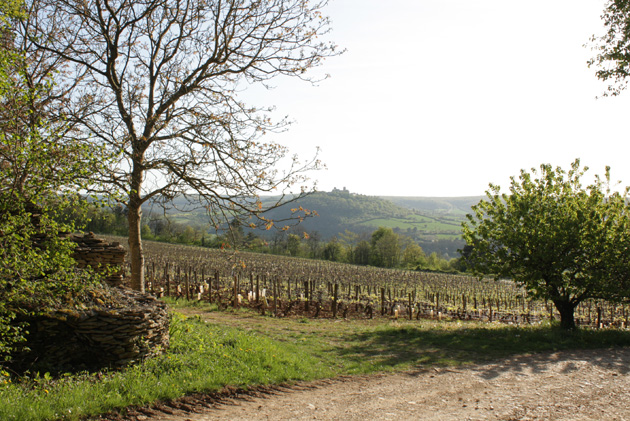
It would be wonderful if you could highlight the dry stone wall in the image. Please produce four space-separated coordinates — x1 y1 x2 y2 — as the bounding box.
71 232 126 287
10 233 170 373
12 288 169 373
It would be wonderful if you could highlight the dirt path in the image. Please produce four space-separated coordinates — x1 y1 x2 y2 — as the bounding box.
121 347 630 421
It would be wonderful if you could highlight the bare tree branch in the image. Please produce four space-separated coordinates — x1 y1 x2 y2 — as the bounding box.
20 0 341 290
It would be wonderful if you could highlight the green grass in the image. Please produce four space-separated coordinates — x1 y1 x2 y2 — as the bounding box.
160 296 219 311
359 214 463 236
0 312 332 420
178 307 630 373
2 304 630 420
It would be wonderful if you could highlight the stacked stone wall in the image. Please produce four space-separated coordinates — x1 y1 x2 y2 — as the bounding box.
9 233 170 373
71 232 126 287
11 288 169 373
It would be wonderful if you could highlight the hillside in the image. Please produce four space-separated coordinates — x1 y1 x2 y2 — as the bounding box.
143 190 480 257
381 196 484 216
257 190 479 257
258 189 411 238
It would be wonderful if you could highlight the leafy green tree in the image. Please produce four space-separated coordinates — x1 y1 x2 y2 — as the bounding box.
0 0 100 358
286 234 302 257
370 227 400 268
178 226 198 245
402 242 426 268
462 160 630 329
426 252 440 270
353 240 371 265
141 223 152 240
322 237 344 262
246 236 268 253
338 229 359 263
589 0 630 96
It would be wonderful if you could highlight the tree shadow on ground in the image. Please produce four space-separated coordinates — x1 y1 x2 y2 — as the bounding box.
333 323 630 378
470 347 630 380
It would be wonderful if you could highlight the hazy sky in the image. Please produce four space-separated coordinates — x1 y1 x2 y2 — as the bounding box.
248 0 630 197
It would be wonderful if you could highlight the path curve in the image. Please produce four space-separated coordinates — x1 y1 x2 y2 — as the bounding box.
123 347 630 421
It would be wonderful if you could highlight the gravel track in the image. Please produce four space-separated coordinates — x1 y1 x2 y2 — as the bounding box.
113 347 630 421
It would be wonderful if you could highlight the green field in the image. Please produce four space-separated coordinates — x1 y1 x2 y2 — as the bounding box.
358 213 464 240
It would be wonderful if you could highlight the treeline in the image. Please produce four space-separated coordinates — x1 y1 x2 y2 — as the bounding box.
80 204 462 273
257 227 463 273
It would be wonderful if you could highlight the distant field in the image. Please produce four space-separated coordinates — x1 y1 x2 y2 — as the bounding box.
358 213 464 240
382 196 484 216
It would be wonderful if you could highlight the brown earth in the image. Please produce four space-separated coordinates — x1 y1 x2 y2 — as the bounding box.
110 347 630 421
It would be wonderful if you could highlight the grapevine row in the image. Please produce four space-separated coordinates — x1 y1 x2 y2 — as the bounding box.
108 237 628 328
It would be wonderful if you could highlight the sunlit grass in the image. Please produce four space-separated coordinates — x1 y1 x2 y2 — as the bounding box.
178 305 630 374
3 304 630 420
0 312 332 420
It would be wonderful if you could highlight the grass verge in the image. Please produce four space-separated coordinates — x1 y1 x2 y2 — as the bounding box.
2 302 630 420
0 312 332 420
177 306 630 374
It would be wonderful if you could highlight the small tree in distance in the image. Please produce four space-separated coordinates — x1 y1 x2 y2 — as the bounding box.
462 160 630 329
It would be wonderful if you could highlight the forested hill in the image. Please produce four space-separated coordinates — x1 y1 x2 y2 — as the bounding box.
259 190 482 256
260 189 413 238
134 190 481 256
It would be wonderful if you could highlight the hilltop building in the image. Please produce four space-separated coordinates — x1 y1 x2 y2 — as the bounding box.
332 187 350 196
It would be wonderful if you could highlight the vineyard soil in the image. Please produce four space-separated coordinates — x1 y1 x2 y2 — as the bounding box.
117 347 630 420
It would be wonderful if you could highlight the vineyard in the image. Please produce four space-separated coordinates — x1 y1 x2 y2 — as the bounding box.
106 237 628 328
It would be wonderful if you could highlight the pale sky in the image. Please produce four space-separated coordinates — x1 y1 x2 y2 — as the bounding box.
247 0 630 197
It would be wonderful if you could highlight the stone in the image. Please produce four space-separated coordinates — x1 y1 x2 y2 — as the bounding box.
9 287 170 374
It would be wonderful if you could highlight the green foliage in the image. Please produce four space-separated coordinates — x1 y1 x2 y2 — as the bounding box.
462 159 630 329
286 234 302 257
353 240 371 265
0 1 102 359
80 203 129 237
589 0 630 96
370 227 400 268
322 237 345 262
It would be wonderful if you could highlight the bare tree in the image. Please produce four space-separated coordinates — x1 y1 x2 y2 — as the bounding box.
21 0 340 291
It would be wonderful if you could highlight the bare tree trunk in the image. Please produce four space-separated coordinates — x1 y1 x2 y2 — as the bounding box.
128 168 145 292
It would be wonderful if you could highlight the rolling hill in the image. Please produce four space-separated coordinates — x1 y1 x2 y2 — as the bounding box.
256 190 483 257
144 190 483 257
